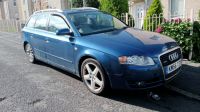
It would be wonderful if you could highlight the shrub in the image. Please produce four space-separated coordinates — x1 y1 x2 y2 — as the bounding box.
158 19 200 62
99 0 128 18
192 21 200 62
72 0 83 7
72 0 99 8
143 0 163 31
161 20 191 58
85 0 100 8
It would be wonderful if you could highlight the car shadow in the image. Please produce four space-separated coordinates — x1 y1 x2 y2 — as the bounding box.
35 61 200 112
35 61 82 81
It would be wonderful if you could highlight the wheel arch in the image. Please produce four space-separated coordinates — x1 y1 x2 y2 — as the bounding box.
78 54 110 79
78 55 96 78
23 41 28 51
78 54 112 89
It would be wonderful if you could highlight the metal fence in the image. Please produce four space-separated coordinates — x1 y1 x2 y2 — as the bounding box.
0 20 25 32
120 13 135 28
0 9 199 33
120 9 200 32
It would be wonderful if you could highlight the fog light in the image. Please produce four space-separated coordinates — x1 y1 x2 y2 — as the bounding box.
136 81 145 86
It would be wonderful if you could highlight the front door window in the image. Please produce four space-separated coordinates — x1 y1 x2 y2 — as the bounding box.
48 15 69 33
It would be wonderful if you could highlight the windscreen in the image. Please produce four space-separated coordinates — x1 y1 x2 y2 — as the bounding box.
68 11 127 35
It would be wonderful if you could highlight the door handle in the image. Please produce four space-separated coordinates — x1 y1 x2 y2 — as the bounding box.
30 35 34 39
45 40 49 43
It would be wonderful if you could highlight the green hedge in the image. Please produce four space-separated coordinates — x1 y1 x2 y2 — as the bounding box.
157 19 200 62
99 0 128 18
192 21 200 62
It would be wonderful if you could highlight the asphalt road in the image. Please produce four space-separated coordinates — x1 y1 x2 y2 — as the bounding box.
0 32 200 112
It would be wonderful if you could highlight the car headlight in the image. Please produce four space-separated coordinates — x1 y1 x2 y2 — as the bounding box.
118 56 155 65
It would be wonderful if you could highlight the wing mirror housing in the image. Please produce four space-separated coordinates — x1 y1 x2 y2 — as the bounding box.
56 28 74 36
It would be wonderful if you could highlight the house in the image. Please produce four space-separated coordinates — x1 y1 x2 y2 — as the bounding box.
20 0 70 20
0 0 19 20
33 0 70 11
129 0 200 29
17 0 34 21
48 0 70 9
0 0 70 21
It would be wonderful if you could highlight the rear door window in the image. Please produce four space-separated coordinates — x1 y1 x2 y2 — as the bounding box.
26 15 37 28
34 14 49 30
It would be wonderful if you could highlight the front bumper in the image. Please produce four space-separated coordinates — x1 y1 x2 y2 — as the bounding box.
109 64 181 90
109 64 163 90
108 47 182 90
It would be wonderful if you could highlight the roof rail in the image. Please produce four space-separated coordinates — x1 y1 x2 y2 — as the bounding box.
34 9 63 14
72 7 99 11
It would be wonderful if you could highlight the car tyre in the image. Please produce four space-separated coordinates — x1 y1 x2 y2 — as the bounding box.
81 58 110 95
25 43 36 63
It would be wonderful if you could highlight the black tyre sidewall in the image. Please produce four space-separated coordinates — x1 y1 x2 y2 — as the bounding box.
25 43 36 63
81 58 109 95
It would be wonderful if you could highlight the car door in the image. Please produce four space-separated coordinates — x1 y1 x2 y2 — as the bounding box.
30 14 49 61
46 14 75 73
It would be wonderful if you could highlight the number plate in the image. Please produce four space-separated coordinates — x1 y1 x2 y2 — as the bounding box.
166 59 182 74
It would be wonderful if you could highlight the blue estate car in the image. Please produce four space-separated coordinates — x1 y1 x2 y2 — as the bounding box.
22 8 182 95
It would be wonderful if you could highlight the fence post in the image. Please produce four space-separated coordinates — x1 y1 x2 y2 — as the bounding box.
125 13 129 25
189 9 194 60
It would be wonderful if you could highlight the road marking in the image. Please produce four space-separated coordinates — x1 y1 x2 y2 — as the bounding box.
166 85 200 101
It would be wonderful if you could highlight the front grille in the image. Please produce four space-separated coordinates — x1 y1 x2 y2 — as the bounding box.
160 48 182 66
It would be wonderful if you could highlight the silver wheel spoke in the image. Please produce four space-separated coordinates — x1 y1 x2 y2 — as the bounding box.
83 62 104 93
94 77 103 87
83 74 90 80
26 45 34 62
85 64 92 73
92 67 99 76
91 80 95 90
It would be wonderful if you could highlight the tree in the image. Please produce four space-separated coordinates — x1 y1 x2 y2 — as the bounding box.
72 0 83 8
71 0 99 8
85 0 100 8
99 0 128 17
143 0 163 31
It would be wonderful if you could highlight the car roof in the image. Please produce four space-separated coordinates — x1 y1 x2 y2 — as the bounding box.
33 7 99 15
64 7 99 13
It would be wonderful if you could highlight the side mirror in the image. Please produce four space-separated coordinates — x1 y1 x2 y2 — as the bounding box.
56 28 73 36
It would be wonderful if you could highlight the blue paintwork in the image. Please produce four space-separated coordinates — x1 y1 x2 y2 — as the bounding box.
22 9 181 90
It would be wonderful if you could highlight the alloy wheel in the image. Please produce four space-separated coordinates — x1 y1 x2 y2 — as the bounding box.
25 44 35 63
82 61 104 93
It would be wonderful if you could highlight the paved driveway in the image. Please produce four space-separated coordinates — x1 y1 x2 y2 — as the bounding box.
0 32 200 112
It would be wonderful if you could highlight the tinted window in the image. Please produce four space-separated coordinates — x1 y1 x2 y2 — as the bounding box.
48 15 69 33
27 15 37 28
34 14 48 30
69 11 127 35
